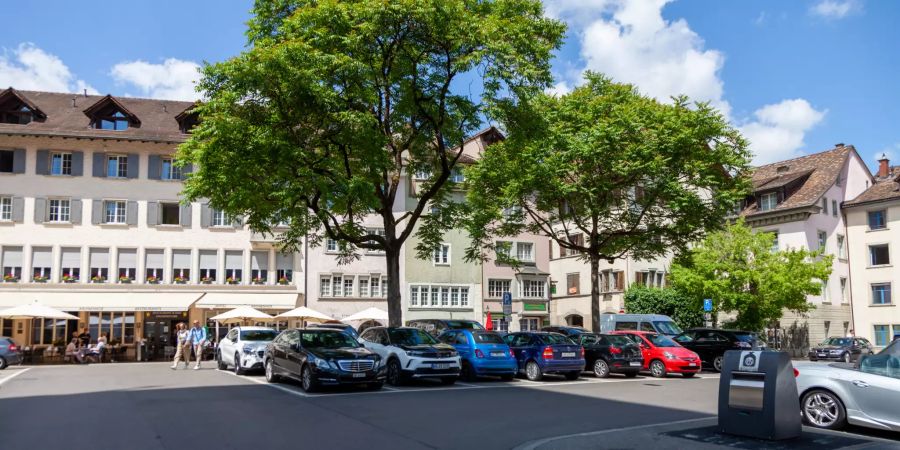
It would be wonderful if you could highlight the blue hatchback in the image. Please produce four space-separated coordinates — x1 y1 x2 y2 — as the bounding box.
438 329 517 381
504 332 585 381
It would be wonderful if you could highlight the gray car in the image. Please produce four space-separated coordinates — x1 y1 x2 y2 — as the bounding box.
0 337 23 369
795 339 900 431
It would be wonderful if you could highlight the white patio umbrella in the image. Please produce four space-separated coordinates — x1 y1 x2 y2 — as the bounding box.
341 307 389 323
275 306 333 327
210 306 274 324
0 301 79 320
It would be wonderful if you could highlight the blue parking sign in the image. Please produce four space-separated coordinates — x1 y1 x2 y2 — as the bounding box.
502 292 512 306
703 299 713 312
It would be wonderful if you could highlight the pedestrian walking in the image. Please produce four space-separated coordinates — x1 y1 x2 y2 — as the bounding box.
188 320 207 370
171 322 191 370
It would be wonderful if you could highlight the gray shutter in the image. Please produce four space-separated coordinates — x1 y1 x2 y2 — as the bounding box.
71 151 84 176
12 149 25 174
33 198 46 223
70 198 82 225
200 203 210 228
148 155 161 180
11 197 24 222
180 203 192 228
35 150 49 175
126 154 139 179
147 202 158 226
181 163 194 179
91 199 102 224
92 152 106 177
126 201 138 225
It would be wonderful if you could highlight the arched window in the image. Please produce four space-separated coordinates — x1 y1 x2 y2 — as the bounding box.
566 314 584 327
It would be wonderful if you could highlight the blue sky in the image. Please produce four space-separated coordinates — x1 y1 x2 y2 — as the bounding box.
2 0 897 168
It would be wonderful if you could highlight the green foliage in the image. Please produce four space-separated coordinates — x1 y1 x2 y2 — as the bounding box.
624 286 704 330
670 219 834 331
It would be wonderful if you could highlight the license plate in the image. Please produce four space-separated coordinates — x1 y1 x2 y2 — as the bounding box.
688 363 696 367
629 361 641 367
432 363 450 370
352 372 366 378
490 352 505 357
562 352 576 358
817 353 826 357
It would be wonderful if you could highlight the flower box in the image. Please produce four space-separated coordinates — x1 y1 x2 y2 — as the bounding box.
226 278 241 285
277 277 290 285
33 275 49 283
251 277 265 285
118 277 132 284
146 276 160 284
200 277 214 284
90 276 106 283
4 274 20 283
174 277 189 284
62 274 78 283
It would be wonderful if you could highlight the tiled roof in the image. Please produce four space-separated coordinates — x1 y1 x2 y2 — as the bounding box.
844 166 900 207
0 88 195 142
739 145 852 217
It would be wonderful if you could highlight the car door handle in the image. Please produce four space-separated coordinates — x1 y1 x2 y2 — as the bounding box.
852 380 869 388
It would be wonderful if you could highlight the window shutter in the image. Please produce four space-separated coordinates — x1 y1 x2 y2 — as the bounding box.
33 197 46 223
11 197 24 222
35 150 49 175
200 203 210 228
70 198 82 225
148 155 161 180
634 272 642 287
180 203 192 228
127 154 139 179
616 272 624 291
91 199 102 224
71 151 84 176
92 152 106 177
147 201 158 226
126 201 137 225
12 149 25 174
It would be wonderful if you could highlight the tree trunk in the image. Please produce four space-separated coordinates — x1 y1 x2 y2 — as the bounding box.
385 246 403 327
590 253 601 332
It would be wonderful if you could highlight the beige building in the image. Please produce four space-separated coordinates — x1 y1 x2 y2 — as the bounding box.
844 155 900 349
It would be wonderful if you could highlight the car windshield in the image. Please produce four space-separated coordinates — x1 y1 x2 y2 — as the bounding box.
389 328 438 346
446 320 484 330
540 334 575 345
653 321 682 335
732 332 757 343
301 331 360 349
646 334 679 347
240 330 278 341
822 337 851 346
472 332 504 344
606 335 633 346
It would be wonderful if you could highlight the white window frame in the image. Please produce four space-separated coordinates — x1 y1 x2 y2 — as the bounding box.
107 154 128 178
320 276 332 297
869 243 891 267
48 198 71 223
365 228 385 254
759 192 777 211
161 156 182 181
837 234 846 259
520 279 546 299
840 277 848 303
0 196 11 221
409 284 470 308
359 276 369 297
433 243 450 265
488 279 511 298
325 238 339 253
211 209 229 227
817 230 827 251
104 200 126 224
50 152 72 176
516 242 534 263
450 167 465 183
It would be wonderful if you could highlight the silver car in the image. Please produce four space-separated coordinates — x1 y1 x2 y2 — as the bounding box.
795 339 900 431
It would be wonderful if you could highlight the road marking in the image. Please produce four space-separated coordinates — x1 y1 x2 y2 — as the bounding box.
454 381 484 388
0 368 32 387
512 416 715 450
225 370 311 398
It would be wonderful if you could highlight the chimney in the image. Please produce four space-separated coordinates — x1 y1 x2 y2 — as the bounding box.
878 153 890 178
835 143 845 148
83 89 87 97
71 97 76 107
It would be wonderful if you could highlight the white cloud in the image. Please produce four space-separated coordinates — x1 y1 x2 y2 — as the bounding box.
0 43 97 94
547 81 573 96
738 99 827 164
810 0 861 19
110 58 201 101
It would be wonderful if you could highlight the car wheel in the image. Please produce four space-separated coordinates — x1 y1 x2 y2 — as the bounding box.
460 361 476 382
564 371 581 381
0 357 6 370
500 374 515 382
624 371 638 378
593 359 610 378
682 372 696 378
216 351 227 370
301 364 318 393
650 360 667 378
367 382 383 390
264 359 279 383
233 353 244 375
713 356 724 372
802 389 846 430
441 377 457 385
387 359 404 386
842 352 851 364
525 360 543 381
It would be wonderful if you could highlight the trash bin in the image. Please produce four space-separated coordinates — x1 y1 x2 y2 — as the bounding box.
718 350 801 440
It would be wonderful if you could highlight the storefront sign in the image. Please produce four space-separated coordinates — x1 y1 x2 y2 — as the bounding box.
523 302 547 312
144 311 188 319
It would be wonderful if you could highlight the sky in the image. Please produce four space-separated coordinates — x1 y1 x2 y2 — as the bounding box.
2 0 898 169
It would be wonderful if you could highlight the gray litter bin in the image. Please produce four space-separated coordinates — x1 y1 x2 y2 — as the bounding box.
718 350 801 440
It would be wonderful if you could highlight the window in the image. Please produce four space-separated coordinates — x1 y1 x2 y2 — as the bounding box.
0 103 33 124
836 234 845 259
409 285 469 308
414 169 431 180
359 277 369 297
566 273 579 295
160 202 180 225
61 247 81 282
636 270 666 288
250 251 268 284
521 279 546 298
172 250 191 283
410 285 420 306
97 111 129 131
371 276 385 297
106 154 127 178
450 167 465 183
874 325 890 346
869 244 890 266
48 199 71 222
104 200 126 224
1 247 22 281
344 277 354 297
0 150 14 172
433 243 450 265
840 277 847 303
50 152 72 176
325 238 338 253
495 241 512 259
488 279 511 298
759 193 777 211
161 157 181 180
821 198 828 215
87 312 135 344
516 242 534 262
821 278 829 303
767 230 779 252
29 316 78 346
868 210 887 230
89 248 109 283
145 249 164 283
832 200 838 217
118 249 137 283
871 283 892 305
560 234 584 257
0 197 11 221
198 250 217 283
224 250 242 284
31 247 51 282
275 252 293 284
817 230 827 251
320 276 331 297
365 228 385 254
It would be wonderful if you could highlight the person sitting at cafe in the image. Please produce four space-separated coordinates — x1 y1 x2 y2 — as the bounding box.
66 338 85 364
86 337 108 363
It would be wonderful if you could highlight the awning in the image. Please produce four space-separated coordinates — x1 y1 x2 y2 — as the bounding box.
194 293 299 310
0 292 202 312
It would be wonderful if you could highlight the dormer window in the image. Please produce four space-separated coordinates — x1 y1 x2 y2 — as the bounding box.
98 111 129 131
759 192 778 211
175 104 200 134
0 88 45 125
83 95 140 131
1 105 33 125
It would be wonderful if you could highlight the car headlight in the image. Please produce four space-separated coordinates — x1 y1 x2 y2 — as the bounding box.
314 358 331 370
374 357 384 369
663 351 676 360
242 345 254 354
406 350 427 357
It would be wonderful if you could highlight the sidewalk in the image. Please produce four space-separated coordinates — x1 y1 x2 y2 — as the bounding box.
514 417 900 450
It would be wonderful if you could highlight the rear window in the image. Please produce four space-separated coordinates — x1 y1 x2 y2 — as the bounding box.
540 334 575 345
446 320 484 330
472 332 504 344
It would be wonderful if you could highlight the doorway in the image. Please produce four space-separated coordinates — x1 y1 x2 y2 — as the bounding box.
143 319 176 360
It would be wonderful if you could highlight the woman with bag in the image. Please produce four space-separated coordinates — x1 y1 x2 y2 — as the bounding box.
171 322 191 370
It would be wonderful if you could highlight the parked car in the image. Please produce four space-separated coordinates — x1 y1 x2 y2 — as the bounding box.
358 326 461 386
307 323 360 340
673 328 762 372
600 314 683 336
504 332 585 381
808 337 874 363
612 331 700 378
795 339 900 431
0 337 22 370
264 328 385 392
437 329 517 381
216 326 279 375
406 319 484 338
541 326 590 338
578 333 643 378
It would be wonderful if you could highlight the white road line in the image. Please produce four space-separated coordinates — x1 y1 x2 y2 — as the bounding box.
0 367 32 387
512 417 715 450
225 370 311 398
381 385 399 391
454 381 484 388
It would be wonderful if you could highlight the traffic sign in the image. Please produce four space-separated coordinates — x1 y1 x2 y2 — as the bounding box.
703 299 713 312
502 292 512 315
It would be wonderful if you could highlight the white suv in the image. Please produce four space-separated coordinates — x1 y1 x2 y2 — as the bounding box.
217 326 279 375
358 327 461 386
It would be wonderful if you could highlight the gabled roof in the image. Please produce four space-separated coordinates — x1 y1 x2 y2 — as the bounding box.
0 87 46 119
174 102 200 122
844 166 900 207
82 94 141 125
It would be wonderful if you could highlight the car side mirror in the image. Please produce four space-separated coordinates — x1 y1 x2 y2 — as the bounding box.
291 343 301 352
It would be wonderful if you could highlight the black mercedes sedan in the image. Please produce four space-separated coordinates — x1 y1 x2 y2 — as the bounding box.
577 333 643 378
808 336 874 363
264 328 386 392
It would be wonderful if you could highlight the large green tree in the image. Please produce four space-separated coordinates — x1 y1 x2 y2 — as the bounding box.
670 219 834 331
464 74 751 331
178 0 565 326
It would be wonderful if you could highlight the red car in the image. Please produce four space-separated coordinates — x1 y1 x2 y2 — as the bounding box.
611 331 701 378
